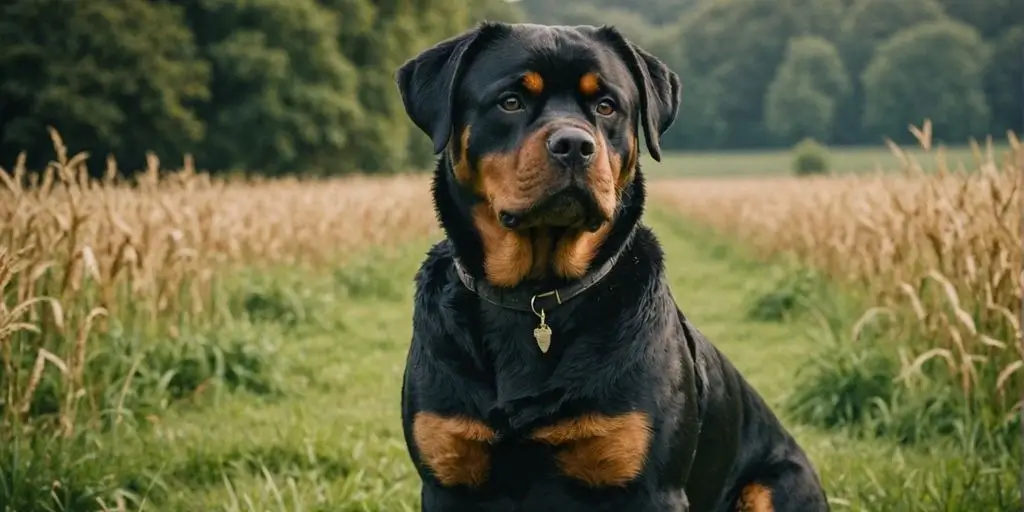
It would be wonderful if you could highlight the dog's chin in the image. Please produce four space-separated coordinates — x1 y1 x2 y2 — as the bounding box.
498 186 608 233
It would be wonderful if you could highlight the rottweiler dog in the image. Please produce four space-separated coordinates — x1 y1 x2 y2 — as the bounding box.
395 22 829 512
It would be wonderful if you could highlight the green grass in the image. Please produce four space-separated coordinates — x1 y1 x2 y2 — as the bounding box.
4 209 1018 511
646 143 1012 178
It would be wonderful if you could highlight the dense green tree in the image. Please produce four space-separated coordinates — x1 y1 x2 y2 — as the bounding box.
834 0 948 144
320 0 503 171
765 37 851 143
0 0 209 170
680 0 793 146
767 86 835 144
778 0 847 41
839 0 948 78
517 0 699 27
553 5 657 45
985 25 1023 137
934 0 1022 39
646 30 728 149
182 0 362 175
468 0 525 23
862 21 990 144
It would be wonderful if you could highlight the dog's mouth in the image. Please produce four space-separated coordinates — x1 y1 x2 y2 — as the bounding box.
498 181 607 232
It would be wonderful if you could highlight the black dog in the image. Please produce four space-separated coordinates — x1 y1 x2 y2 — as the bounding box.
395 22 828 512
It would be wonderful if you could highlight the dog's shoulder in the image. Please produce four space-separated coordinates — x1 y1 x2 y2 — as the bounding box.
410 239 461 346
414 239 455 298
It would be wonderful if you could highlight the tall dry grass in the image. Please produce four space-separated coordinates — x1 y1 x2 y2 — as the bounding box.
1 130 437 434
651 125 1022 422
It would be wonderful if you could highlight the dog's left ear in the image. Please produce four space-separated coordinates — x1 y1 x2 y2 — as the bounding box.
396 23 503 154
596 27 682 162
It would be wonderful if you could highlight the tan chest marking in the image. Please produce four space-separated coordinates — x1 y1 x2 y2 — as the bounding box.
413 412 496 487
529 411 652 487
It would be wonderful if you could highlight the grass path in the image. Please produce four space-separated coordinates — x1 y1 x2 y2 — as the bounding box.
130 208 951 511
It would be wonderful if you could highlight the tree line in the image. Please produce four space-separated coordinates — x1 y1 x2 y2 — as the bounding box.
0 0 520 174
0 0 1019 175
521 0 1022 151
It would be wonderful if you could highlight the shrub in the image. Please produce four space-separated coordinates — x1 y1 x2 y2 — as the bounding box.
791 137 830 176
747 268 825 322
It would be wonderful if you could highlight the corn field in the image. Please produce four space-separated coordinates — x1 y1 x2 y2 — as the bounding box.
1 130 438 434
651 124 1023 418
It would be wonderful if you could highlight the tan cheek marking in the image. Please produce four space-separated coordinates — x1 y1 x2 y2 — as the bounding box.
413 412 496 487
618 134 638 190
552 222 611 279
737 483 774 512
471 204 533 287
473 128 561 287
551 130 616 279
478 128 550 214
579 72 600 96
584 132 617 220
523 71 544 95
453 125 473 184
530 412 652 487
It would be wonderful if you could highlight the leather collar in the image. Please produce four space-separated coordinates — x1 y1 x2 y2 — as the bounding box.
452 247 624 315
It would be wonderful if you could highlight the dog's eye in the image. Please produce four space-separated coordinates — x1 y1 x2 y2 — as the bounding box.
499 94 524 112
595 99 616 116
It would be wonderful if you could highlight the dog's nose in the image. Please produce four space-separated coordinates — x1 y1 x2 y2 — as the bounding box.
546 127 595 169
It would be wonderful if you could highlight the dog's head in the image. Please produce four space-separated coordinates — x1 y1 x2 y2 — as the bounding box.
397 23 680 288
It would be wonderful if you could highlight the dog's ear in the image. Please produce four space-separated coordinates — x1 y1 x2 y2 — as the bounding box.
396 23 502 154
596 27 681 162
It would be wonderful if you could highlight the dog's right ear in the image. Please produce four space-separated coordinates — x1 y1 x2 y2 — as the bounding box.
396 23 501 155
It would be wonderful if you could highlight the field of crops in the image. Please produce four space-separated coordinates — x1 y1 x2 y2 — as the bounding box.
652 132 1022 441
1 129 1020 511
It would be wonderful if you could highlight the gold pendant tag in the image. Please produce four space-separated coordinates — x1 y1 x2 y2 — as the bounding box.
533 321 552 353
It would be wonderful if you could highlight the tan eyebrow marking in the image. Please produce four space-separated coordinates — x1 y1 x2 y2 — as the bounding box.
579 72 600 96
523 71 544 95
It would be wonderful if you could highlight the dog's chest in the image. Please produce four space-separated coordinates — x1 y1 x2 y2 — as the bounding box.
478 314 618 424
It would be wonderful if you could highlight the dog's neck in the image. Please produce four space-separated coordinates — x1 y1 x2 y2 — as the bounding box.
432 153 647 297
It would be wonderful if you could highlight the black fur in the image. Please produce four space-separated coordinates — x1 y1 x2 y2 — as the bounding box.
396 22 828 511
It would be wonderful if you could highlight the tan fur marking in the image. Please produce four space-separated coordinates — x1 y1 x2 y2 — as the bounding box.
542 128 618 278
553 223 612 278
473 128 555 286
585 131 617 220
471 204 533 287
477 128 550 215
737 483 774 512
579 72 600 96
471 120 628 285
618 134 638 190
413 412 496 487
530 412 652 487
452 125 473 184
523 71 544 95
